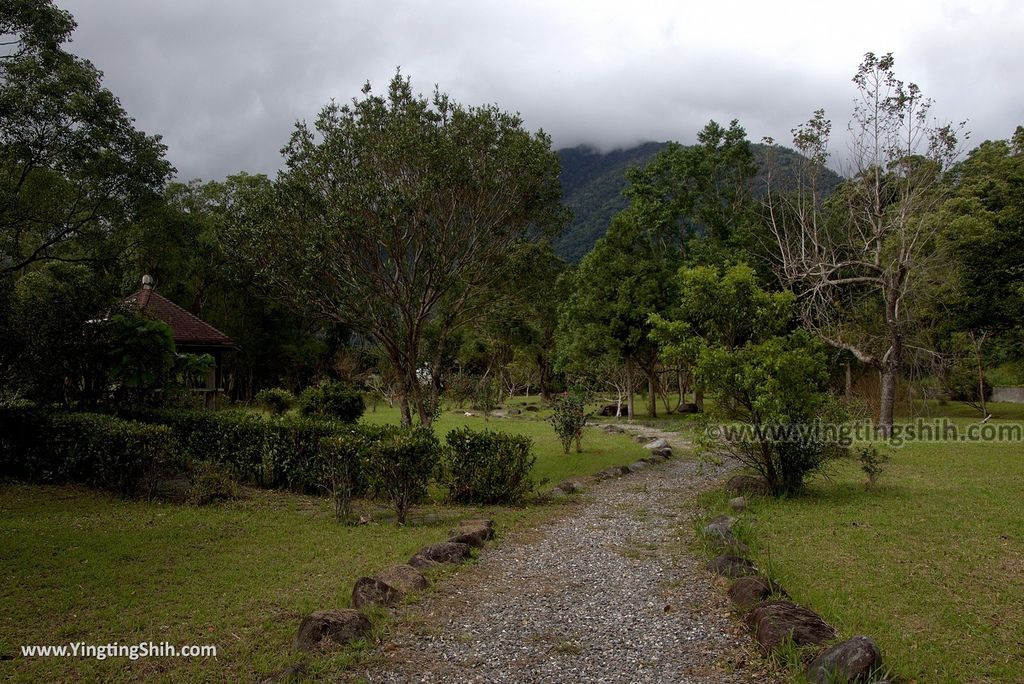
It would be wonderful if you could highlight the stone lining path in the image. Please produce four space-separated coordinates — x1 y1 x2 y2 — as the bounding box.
351 426 778 683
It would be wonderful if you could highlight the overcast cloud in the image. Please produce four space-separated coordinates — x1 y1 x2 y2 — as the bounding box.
59 0 1024 181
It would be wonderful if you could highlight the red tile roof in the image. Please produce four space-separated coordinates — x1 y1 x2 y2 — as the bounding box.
125 288 238 349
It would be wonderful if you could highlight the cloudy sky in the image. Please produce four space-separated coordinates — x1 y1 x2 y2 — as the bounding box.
60 0 1024 182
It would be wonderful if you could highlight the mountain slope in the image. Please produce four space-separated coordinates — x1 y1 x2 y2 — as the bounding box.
553 142 843 262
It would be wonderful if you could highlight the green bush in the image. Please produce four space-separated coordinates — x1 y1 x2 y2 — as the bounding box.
548 391 589 453
697 331 848 495
299 381 365 423
0 409 181 497
363 426 440 525
254 387 297 414
317 431 370 522
442 427 536 504
132 409 269 485
186 460 241 505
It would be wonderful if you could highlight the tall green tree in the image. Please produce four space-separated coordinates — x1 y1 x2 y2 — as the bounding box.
0 0 172 274
626 119 757 263
229 73 565 425
556 209 679 418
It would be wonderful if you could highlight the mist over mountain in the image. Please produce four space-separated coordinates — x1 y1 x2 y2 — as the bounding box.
553 142 844 261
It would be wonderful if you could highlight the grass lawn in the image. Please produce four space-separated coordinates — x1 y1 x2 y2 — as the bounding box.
0 406 645 682
709 436 1024 683
362 400 648 485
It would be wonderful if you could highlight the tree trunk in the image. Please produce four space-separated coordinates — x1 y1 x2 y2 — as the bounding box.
878 366 896 437
626 364 635 421
694 385 704 412
676 369 686 410
647 370 657 419
845 359 853 400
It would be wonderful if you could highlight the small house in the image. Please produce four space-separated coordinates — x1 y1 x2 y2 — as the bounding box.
125 275 238 408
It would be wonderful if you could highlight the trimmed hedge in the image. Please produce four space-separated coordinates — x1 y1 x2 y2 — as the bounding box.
299 382 365 423
362 426 441 524
126 409 381 494
0 409 181 497
442 427 536 504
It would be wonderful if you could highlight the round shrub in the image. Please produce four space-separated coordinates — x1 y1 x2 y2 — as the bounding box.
254 387 297 414
443 427 536 504
362 426 440 525
299 381 365 423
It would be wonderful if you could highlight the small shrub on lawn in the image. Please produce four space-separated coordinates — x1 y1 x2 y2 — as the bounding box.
363 426 440 525
548 391 589 453
317 431 371 522
254 387 297 414
186 460 241 505
299 381 365 423
443 427 536 504
857 444 891 489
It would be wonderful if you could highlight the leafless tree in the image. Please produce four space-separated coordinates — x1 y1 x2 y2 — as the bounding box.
763 52 965 434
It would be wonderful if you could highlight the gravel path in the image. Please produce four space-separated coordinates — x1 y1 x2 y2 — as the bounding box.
352 429 777 683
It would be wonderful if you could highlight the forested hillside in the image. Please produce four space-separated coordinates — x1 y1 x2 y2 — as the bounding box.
554 142 843 261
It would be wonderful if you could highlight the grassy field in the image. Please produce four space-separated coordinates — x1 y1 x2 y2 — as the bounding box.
0 405 645 682
701 433 1024 683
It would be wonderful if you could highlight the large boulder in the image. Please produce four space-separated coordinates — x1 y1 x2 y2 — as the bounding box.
643 438 670 450
449 520 495 547
597 403 624 417
351 577 401 609
707 555 758 578
745 600 837 652
628 460 649 472
728 575 786 611
596 465 629 480
726 474 772 496
676 402 699 414
408 541 471 569
729 496 747 512
351 564 430 608
376 564 429 593
601 423 625 433
806 636 883 684
651 447 673 459
294 609 371 652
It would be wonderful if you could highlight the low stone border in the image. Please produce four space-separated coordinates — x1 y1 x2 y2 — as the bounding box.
264 519 497 682
702 480 891 684
547 434 677 498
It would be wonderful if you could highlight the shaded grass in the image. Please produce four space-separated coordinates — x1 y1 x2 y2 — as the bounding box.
704 439 1023 683
0 484 563 682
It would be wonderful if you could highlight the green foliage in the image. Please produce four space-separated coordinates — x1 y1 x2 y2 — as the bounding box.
299 381 365 423
655 264 842 494
185 460 241 505
553 141 842 262
856 444 891 489
254 387 297 414
651 263 794 364
548 391 590 454
0 0 172 274
698 331 848 495
442 427 536 504
107 313 176 398
5 263 120 407
471 374 501 415
362 426 441 525
229 71 565 426
0 409 181 496
317 433 370 522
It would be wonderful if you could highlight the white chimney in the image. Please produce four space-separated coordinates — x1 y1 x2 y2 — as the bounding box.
142 274 154 290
